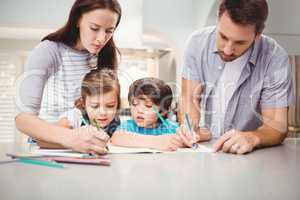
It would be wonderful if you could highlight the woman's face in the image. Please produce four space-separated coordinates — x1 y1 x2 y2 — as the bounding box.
85 91 118 128
76 8 119 54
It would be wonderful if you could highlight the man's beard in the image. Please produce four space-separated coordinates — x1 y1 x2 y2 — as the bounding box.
218 52 238 62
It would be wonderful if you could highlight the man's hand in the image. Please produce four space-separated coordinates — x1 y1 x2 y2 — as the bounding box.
213 129 261 154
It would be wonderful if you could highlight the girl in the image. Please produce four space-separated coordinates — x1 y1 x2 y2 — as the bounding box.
38 69 121 149
15 0 122 154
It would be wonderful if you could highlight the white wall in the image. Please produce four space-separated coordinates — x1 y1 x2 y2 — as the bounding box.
0 0 144 48
143 0 196 50
265 0 300 35
0 0 73 29
143 0 217 87
265 0 300 55
2 0 299 77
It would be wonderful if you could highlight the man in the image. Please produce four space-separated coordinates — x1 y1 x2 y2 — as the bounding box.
178 0 294 154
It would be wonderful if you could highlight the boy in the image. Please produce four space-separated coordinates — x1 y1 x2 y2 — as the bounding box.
111 78 186 151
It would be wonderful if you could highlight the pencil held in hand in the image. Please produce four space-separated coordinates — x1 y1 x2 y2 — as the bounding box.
184 112 198 149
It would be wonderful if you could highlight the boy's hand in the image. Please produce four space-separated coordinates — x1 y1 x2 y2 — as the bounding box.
152 135 185 151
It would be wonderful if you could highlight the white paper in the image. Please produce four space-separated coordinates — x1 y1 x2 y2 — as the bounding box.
107 144 162 154
177 145 214 153
32 145 214 156
107 144 213 154
31 149 92 158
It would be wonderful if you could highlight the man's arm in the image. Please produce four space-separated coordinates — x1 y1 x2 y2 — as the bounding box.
250 107 287 146
178 78 212 142
213 107 288 154
178 78 201 124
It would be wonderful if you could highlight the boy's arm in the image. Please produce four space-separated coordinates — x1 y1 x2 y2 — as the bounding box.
111 130 158 148
111 130 181 151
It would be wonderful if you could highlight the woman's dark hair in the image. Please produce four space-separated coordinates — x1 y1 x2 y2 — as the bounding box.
42 0 122 69
128 78 173 118
218 0 268 33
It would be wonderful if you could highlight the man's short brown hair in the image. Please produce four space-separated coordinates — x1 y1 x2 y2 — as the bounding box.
218 0 269 33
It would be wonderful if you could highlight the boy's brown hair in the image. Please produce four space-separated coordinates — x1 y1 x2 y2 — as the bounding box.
128 78 173 117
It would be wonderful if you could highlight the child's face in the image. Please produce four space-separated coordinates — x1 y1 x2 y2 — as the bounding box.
85 91 118 128
130 95 159 128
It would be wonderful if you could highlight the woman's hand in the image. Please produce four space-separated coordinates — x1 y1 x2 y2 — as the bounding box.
64 125 110 155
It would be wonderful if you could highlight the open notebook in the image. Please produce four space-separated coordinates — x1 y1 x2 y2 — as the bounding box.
27 143 213 156
107 144 213 154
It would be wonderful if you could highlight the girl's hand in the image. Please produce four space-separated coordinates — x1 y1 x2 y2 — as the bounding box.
64 125 110 155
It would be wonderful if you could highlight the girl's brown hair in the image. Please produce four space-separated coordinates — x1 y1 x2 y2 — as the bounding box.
75 69 120 111
42 0 122 69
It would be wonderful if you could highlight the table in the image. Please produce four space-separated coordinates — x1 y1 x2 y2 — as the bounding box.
0 139 299 200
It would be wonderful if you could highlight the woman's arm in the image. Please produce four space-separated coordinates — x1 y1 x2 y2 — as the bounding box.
16 113 73 145
16 113 109 154
55 117 73 128
36 117 72 149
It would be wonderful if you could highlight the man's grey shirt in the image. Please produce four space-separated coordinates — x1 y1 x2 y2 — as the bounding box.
182 27 295 136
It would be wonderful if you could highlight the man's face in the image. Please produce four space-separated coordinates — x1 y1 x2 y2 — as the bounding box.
216 11 260 62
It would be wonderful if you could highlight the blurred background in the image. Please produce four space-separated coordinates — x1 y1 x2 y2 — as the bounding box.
0 0 299 143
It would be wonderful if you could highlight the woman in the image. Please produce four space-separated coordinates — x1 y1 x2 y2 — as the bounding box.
15 0 122 154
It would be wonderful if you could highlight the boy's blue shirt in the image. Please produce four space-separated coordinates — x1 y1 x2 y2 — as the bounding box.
117 119 179 136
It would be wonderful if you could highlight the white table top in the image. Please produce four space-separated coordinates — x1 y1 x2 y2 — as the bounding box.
0 138 299 200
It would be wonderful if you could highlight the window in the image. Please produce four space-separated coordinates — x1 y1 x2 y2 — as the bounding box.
118 48 160 108
0 52 24 143
288 55 300 137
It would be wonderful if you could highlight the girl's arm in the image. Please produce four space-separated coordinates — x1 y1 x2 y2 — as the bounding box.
110 130 183 151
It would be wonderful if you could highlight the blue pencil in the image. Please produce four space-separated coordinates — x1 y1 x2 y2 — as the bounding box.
184 112 199 149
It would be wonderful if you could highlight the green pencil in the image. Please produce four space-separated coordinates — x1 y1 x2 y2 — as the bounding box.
18 157 65 169
92 119 101 130
82 117 89 126
92 119 109 152
152 107 168 127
